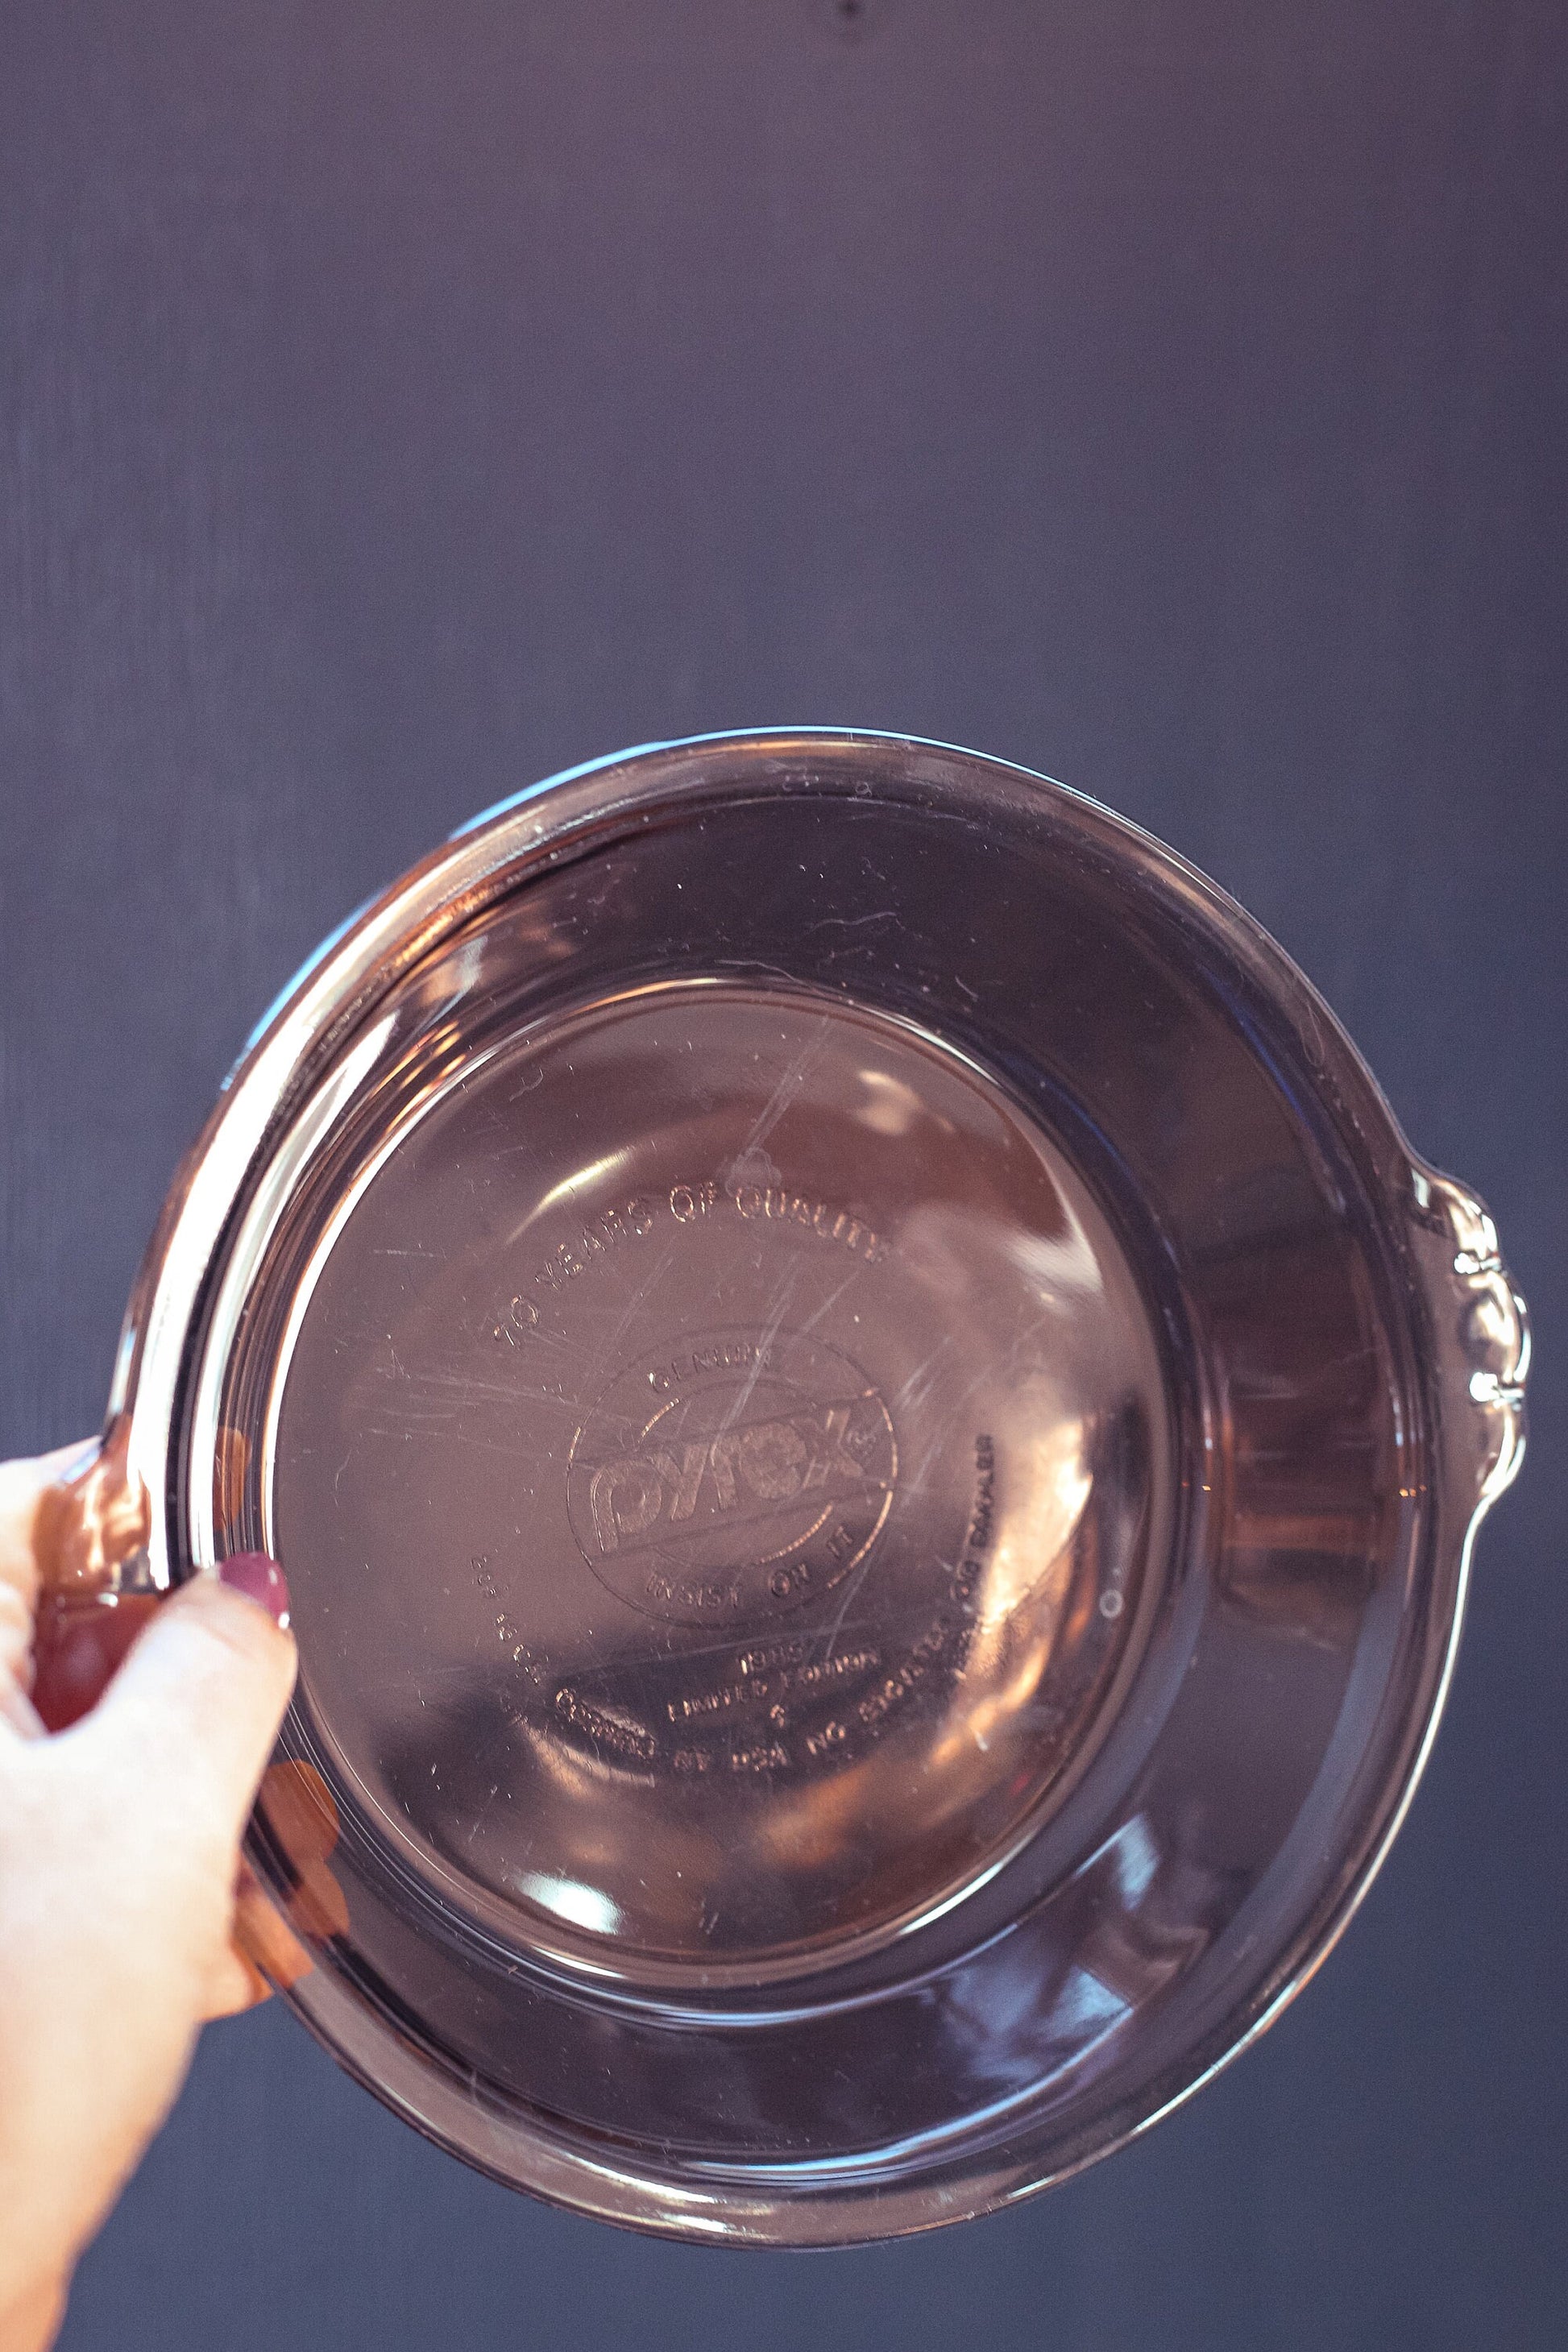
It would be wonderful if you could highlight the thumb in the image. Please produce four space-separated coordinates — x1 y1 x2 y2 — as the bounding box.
78 1563 297 1849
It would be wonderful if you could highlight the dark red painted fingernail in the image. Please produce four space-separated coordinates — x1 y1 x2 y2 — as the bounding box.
218 1553 291 1632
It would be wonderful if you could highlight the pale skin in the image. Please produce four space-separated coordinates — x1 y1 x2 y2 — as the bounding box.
0 1444 297 2352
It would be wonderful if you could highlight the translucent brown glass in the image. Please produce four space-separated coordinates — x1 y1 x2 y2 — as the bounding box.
97 732 1527 2242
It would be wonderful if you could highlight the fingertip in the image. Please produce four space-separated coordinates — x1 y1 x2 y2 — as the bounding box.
202 1939 273 2020
216 1551 291 1632
156 1575 298 1714
0 1452 61 1603
0 1437 102 1591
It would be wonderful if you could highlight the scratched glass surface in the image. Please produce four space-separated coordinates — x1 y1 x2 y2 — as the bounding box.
106 734 1524 2241
272 985 1168 1975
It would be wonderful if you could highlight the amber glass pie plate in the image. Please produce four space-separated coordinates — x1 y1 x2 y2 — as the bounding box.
72 732 1528 2242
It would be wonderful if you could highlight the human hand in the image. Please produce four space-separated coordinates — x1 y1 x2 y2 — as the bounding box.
0 1442 297 2352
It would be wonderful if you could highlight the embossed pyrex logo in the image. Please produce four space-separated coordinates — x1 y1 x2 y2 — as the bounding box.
566 1329 898 1628
587 1399 881 1556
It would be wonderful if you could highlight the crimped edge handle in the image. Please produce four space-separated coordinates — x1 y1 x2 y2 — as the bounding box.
1409 1165 1529 1520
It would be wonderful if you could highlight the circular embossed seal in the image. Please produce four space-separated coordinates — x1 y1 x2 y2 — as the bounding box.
566 1328 897 1628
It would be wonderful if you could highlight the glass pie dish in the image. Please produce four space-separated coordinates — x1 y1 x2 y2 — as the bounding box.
50 731 1528 2243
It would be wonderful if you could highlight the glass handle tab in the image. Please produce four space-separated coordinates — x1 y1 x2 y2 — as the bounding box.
1409 1165 1529 1523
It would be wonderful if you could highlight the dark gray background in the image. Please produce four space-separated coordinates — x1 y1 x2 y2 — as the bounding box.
2 3 1563 2346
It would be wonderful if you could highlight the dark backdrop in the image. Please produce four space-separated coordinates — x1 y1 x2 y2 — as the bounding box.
2 5 1563 2347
